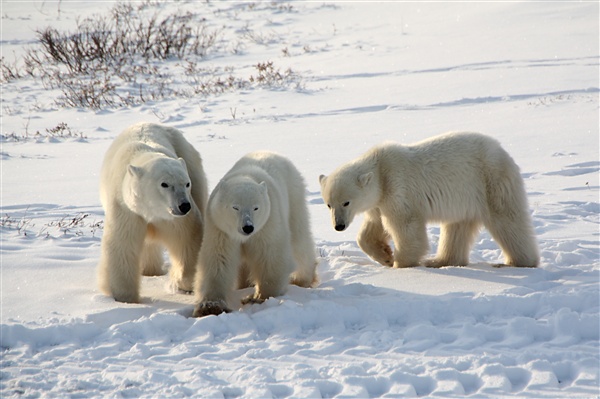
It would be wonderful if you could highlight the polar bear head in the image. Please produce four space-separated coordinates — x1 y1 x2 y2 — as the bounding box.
319 169 380 232
123 157 193 222
209 177 271 242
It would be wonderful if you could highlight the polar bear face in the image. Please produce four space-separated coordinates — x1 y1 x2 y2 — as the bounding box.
210 178 271 242
319 171 378 232
123 157 193 222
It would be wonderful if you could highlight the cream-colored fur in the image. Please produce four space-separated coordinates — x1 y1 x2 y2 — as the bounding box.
98 122 208 303
319 132 539 268
193 151 317 317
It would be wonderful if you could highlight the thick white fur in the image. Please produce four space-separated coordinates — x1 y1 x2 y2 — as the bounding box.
193 151 318 317
319 132 539 269
98 122 208 303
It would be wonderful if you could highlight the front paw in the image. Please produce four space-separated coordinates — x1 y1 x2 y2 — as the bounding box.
193 300 231 317
371 243 394 266
170 270 194 293
168 278 193 295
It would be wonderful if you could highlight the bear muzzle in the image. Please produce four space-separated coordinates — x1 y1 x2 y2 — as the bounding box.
242 224 254 235
178 202 191 214
240 213 255 236
334 215 347 231
170 201 191 216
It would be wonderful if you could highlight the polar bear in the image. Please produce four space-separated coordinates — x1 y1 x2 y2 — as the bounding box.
193 151 318 317
319 132 539 269
98 122 208 303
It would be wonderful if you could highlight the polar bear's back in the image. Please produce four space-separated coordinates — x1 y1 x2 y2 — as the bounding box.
378 132 523 222
105 122 186 159
231 151 306 197
411 131 519 181
411 132 507 163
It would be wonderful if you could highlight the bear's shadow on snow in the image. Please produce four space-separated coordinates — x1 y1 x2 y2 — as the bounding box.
320 242 545 295
421 262 542 287
92 252 546 323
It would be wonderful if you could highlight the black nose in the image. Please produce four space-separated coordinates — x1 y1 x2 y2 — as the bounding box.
242 225 254 235
335 224 346 231
178 202 191 215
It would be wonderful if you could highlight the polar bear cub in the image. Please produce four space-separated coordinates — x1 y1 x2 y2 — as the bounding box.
98 122 208 303
193 151 318 317
319 132 539 268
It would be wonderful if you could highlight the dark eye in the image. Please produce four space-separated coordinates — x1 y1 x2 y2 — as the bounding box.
343 201 350 207
254 207 259 211
327 204 331 209
186 182 190 188
233 206 240 211
161 183 169 188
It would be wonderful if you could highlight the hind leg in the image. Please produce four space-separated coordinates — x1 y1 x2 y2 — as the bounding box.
237 262 252 289
484 164 539 267
161 209 204 292
484 214 539 267
290 234 318 288
288 197 318 287
289 217 318 287
140 240 165 276
426 220 480 267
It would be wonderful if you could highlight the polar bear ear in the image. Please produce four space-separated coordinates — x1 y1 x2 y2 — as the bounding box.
319 174 327 185
178 157 187 168
358 172 373 188
259 181 268 193
128 165 144 178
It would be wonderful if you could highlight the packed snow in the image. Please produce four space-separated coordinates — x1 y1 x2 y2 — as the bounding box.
1 1 598 398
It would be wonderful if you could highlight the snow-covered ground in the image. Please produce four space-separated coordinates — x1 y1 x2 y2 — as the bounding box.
1 1 598 398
